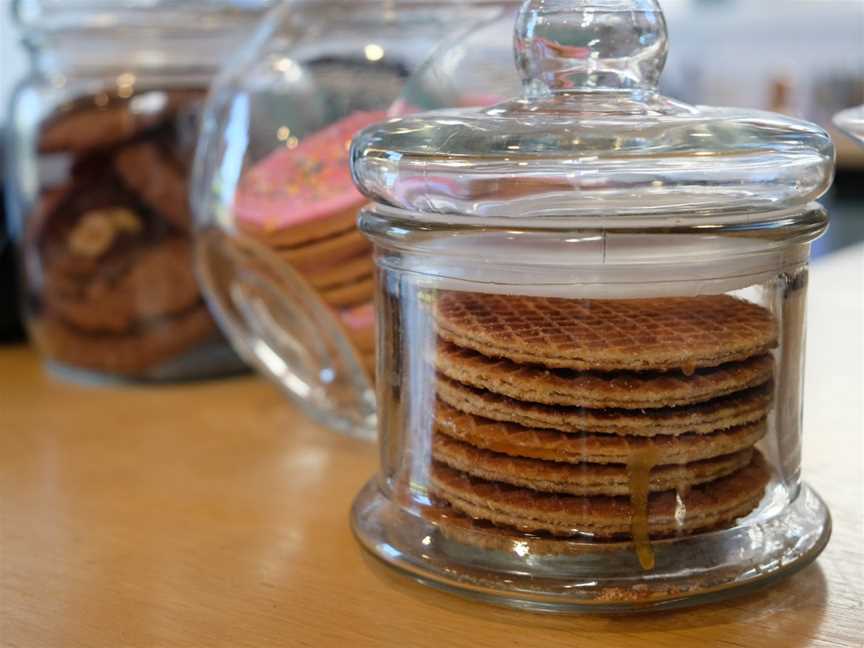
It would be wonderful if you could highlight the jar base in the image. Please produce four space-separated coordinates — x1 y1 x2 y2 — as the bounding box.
43 341 248 385
351 478 831 614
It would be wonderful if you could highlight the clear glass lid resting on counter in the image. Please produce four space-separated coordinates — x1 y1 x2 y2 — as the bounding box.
191 0 520 434
834 105 864 146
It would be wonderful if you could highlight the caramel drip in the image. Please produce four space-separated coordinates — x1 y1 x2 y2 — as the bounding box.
628 445 660 570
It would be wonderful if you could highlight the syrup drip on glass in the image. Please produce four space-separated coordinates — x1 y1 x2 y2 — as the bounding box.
628 445 660 570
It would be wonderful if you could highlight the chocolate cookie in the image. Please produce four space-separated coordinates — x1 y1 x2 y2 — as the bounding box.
31 304 217 376
115 140 192 231
39 90 200 156
45 236 200 334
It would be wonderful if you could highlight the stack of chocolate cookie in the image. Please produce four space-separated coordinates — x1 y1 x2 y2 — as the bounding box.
27 89 224 377
428 291 777 559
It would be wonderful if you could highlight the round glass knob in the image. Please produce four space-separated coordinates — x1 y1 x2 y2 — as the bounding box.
514 0 668 95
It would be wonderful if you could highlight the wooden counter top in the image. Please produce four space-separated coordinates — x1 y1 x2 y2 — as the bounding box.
0 245 862 647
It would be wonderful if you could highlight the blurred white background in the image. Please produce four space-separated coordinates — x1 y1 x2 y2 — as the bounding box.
1 0 25 123
0 0 862 125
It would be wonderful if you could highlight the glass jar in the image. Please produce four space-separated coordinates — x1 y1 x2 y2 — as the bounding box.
192 0 519 436
349 0 835 612
5 0 270 381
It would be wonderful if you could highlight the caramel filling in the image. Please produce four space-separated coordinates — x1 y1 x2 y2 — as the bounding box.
628 445 660 570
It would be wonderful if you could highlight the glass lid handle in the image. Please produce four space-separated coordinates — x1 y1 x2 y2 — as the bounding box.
515 0 669 95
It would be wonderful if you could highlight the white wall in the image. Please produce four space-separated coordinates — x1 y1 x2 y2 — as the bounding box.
1 0 27 124
0 0 861 126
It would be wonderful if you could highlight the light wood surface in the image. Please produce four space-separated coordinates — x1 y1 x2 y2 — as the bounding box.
0 245 862 648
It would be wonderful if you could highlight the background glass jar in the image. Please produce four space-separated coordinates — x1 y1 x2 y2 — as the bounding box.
349 0 835 611
5 0 270 381
192 0 519 437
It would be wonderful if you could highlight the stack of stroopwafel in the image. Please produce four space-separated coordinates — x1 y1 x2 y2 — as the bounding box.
428 291 777 560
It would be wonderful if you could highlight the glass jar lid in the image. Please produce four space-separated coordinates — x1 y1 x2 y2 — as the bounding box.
835 105 864 146
351 0 835 225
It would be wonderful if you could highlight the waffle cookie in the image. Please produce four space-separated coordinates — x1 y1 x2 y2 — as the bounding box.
433 402 767 465
437 376 772 437
429 451 770 539
436 341 774 409
435 292 778 372
433 434 755 497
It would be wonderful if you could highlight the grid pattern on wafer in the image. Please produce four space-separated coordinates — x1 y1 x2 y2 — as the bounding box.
429 452 770 538
435 292 778 371
434 401 767 465
436 376 773 437
426 291 775 542
436 341 775 409
432 433 754 496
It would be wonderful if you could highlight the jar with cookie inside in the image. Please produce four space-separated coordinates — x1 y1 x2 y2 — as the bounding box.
348 0 836 612
5 0 272 381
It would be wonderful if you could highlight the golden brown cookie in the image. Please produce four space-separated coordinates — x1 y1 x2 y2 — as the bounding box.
39 101 159 154
31 304 217 376
238 204 361 249
38 90 203 155
435 291 778 372
429 452 770 539
321 274 375 308
436 341 774 409
432 434 754 496
115 141 192 231
305 254 376 291
437 376 772 437
434 401 766 465
275 227 371 271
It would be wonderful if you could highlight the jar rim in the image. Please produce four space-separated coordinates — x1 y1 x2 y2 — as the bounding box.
360 201 829 244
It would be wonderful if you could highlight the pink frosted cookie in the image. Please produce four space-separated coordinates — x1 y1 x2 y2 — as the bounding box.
341 303 375 353
235 110 388 246
341 302 375 332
